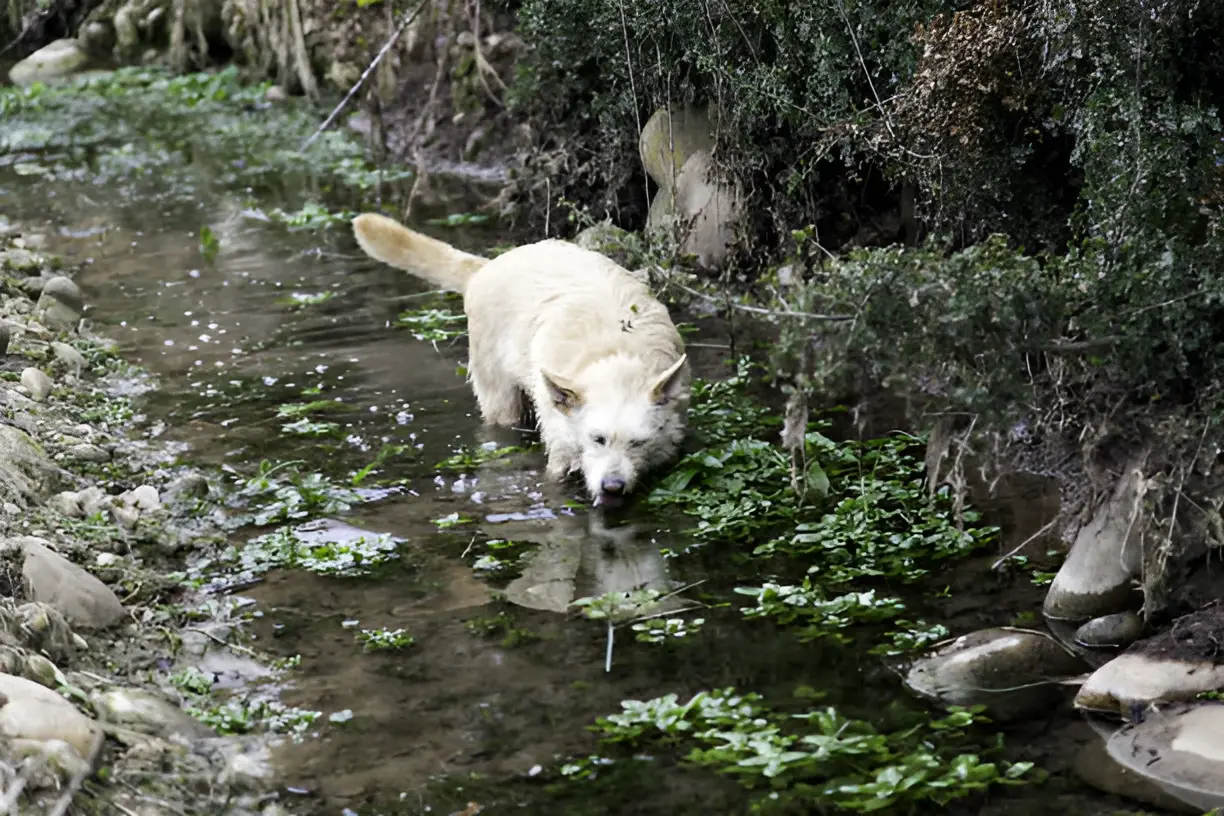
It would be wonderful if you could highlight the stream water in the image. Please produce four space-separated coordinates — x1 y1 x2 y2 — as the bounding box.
0 69 1149 815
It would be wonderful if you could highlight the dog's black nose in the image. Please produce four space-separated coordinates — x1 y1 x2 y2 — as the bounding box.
601 478 626 495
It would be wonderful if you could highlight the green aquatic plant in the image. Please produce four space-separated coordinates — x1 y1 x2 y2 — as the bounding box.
397 306 468 345
436 441 533 472
736 583 906 644
573 585 706 672
235 459 364 526
183 523 403 590
357 627 415 651
576 689 1034 813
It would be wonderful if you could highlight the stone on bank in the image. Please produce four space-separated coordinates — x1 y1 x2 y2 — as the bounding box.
7 39 91 87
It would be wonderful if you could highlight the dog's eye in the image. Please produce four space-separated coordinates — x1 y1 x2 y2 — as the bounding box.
592 434 607 446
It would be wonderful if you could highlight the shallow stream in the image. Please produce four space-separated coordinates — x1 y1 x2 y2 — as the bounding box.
0 69 1149 815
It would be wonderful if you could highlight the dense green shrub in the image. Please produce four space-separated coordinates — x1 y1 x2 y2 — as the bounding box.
507 0 1224 611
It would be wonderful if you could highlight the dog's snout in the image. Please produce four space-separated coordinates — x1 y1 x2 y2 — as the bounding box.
601 477 627 495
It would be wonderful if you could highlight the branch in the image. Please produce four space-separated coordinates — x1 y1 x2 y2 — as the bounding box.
300 0 430 151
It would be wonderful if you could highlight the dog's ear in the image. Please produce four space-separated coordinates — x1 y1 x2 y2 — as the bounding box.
541 369 584 414
649 355 689 406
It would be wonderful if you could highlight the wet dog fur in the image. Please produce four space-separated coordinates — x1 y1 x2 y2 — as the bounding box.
351 213 691 506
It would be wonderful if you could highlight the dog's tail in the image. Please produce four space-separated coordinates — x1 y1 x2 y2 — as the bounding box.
352 213 488 294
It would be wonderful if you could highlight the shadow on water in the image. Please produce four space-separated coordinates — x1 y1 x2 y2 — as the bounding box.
0 72 1143 816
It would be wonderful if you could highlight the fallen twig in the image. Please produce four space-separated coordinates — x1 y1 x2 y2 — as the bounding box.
300 0 430 151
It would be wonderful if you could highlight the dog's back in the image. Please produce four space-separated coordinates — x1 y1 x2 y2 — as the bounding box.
465 239 683 379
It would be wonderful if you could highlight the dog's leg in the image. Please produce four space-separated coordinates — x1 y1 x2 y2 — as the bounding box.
537 412 580 480
466 337 523 426
470 370 523 427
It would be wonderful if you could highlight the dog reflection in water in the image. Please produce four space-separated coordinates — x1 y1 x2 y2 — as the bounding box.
502 514 682 615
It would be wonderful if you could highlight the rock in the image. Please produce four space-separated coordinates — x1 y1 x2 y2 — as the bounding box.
111 505 140 529
1075 611 1145 649
573 222 644 269
17 537 126 631
215 738 276 791
1105 701 1224 813
903 626 1089 721
1075 604 1224 715
126 484 161 512
639 105 715 191
21 367 53 402
113 0 140 51
16 602 83 661
1043 455 1147 623
0 672 103 763
0 323 9 355
164 472 209 505
79 21 116 57
0 424 61 501
47 491 84 518
10 736 93 787
35 275 84 332
647 148 743 269
7 39 90 87
1073 728 1201 814
0 248 41 273
51 341 87 374
67 443 111 463
90 687 213 740
22 653 61 689
77 486 109 517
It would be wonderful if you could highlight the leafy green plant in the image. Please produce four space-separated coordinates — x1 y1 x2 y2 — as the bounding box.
357 627 415 651
581 689 1034 813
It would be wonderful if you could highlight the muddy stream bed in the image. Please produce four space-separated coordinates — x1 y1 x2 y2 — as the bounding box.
0 69 1159 816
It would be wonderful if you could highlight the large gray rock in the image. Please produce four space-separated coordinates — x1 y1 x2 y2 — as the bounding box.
1074 730 1201 814
91 687 214 740
649 148 743 269
34 276 84 332
21 367 53 402
15 537 126 631
1075 604 1224 716
639 105 715 190
0 672 103 763
7 39 90 87
1105 701 1224 813
1043 455 1147 622
0 424 61 501
903 626 1089 721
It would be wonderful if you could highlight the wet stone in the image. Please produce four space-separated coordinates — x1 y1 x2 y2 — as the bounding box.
903 626 1089 721
1074 730 1201 814
1075 611 1145 649
1043 457 1146 623
1105 701 1224 813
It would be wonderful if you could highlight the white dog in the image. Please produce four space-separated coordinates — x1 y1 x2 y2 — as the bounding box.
351 213 691 506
